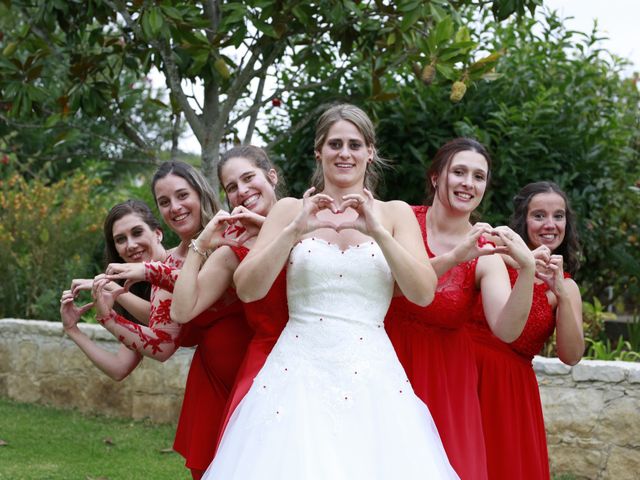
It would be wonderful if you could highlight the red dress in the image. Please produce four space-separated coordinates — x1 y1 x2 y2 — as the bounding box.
215 246 289 448
385 206 488 480
141 255 253 475
467 268 567 480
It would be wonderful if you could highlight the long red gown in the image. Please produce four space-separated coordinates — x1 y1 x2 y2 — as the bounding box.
467 267 567 480
215 246 289 448
385 206 488 480
141 255 253 476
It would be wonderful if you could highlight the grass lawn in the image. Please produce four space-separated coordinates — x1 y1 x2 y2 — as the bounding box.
0 398 189 479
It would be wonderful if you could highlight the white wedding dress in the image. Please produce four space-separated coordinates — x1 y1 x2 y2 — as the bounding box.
203 237 459 480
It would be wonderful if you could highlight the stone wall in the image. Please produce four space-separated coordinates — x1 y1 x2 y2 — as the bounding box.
2 319 640 478
0 318 193 423
534 356 640 479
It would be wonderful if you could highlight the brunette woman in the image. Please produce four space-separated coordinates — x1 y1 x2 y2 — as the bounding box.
385 138 536 480
204 104 458 479
468 181 583 479
60 200 166 379
92 161 252 479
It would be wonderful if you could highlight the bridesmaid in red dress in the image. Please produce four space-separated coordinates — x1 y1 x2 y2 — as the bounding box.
92 161 252 479
60 200 167 380
168 146 287 457
386 138 536 480
468 181 584 479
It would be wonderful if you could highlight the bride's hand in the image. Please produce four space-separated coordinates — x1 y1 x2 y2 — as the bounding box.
335 189 383 236
290 187 339 236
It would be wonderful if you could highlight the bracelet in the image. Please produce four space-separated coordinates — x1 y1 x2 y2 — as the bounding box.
189 239 211 259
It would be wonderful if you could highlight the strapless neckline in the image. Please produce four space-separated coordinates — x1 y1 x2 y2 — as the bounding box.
297 235 378 254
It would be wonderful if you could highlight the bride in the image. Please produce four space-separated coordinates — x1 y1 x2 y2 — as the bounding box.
203 104 459 479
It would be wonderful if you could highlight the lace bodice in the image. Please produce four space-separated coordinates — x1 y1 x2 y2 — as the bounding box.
287 237 394 330
387 206 478 329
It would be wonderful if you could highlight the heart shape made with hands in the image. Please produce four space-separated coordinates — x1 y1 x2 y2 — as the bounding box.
312 197 364 232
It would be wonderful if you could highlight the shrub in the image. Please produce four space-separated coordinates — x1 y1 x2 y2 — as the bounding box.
0 173 108 319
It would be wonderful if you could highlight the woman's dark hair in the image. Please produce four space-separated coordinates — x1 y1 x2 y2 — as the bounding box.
510 181 581 275
103 200 162 265
425 137 492 206
103 199 161 323
151 161 220 232
218 145 286 202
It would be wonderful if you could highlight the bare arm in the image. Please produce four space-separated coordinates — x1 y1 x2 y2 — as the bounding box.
234 197 302 302
542 256 584 365
429 223 506 277
71 277 151 325
375 201 436 306
478 228 536 342
60 291 142 381
235 187 342 302
171 246 237 324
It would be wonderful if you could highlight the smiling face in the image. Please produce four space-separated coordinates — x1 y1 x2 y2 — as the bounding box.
220 156 278 216
525 191 567 252
111 213 163 263
153 173 202 240
316 119 372 189
434 150 488 214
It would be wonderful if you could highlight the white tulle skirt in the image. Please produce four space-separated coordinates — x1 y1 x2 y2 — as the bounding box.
202 317 459 480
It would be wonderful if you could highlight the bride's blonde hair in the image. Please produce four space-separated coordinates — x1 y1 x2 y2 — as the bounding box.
311 104 389 194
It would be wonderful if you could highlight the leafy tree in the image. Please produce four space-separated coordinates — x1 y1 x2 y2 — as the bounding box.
0 0 540 188
269 9 640 306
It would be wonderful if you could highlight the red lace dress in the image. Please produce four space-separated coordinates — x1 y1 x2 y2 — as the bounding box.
385 206 488 480
467 268 568 480
215 246 289 449
97 253 252 476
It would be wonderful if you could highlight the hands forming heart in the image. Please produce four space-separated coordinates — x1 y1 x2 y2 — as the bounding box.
192 207 269 251
532 246 566 297
294 187 382 236
60 289 94 332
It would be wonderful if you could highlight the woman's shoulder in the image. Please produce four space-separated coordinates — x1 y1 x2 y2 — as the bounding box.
378 199 417 222
378 198 412 213
269 197 301 219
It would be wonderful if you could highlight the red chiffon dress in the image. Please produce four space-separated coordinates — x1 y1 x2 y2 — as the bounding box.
105 256 253 478
467 267 568 480
215 246 289 448
385 206 488 480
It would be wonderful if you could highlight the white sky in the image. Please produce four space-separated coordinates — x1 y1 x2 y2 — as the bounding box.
544 0 639 75
175 1 639 154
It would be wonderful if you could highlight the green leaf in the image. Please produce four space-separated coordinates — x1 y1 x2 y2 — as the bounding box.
434 16 454 45
148 7 164 35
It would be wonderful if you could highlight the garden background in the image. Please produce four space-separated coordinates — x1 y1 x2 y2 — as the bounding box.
1 0 638 358
1 1 639 479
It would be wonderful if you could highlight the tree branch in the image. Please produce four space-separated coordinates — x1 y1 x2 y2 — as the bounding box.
107 0 205 143
243 72 267 144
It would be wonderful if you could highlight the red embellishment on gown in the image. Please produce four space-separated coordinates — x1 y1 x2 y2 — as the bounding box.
467 267 569 480
385 206 488 480
215 246 289 451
